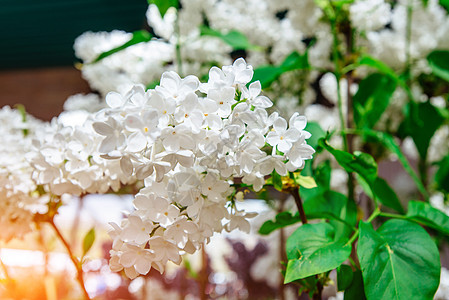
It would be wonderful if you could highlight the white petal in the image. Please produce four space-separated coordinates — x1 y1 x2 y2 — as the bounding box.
125 115 144 130
126 132 147 153
106 92 124 108
160 71 180 91
253 96 273 108
99 136 117 153
273 117 287 133
120 156 133 177
119 251 137 268
249 81 261 97
181 75 200 92
135 256 152 275
92 122 113 136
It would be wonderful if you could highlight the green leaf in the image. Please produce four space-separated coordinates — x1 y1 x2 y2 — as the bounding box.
319 139 377 183
285 223 352 283
401 101 444 160
252 66 284 89
337 264 354 291
373 178 404 213
358 176 404 214
406 201 449 235
304 121 326 150
358 55 400 82
440 0 449 12
146 80 159 90
344 270 367 300
304 191 352 224
304 189 357 240
427 50 449 82
82 227 96 257
353 73 396 129
361 129 428 199
294 174 317 189
357 220 440 300
435 154 449 193
314 160 331 190
272 170 283 192
148 0 178 18
259 211 300 235
93 30 152 63
252 51 309 89
200 26 255 50
280 51 309 72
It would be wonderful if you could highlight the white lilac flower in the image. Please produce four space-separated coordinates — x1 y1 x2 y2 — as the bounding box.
266 116 301 153
24 59 313 277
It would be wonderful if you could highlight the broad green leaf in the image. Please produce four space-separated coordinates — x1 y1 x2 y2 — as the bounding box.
82 227 96 257
353 73 396 129
358 55 399 82
357 176 404 214
361 129 428 199
314 160 331 189
401 101 444 160
303 189 356 240
252 51 309 89
427 50 449 82
280 51 309 72
252 66 283 88
406 201 449 235
93 30 152 63
319 139 377 183
200 26 255 50
272 170 283 192
259 211 300 235
148 0 178 17
294 174 317 189
344 270 367 300
357 220 440 300
304 121 326 150
285 223 352 283
221 30 254 50
440 0 449 12
337 264 354 291
435 154 449 193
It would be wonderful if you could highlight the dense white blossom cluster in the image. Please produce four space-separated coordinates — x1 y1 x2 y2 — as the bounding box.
3 58 312 277
103 59 314 278
0 106 47 241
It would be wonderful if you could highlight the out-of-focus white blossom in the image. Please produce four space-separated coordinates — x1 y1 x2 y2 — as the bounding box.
0 106 48 241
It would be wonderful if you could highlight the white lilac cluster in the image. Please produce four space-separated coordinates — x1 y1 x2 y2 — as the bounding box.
27 116 135 196
0 106 47 241
104 59 314 278
74 30 174 95
74 0 330 97
364 0 449 70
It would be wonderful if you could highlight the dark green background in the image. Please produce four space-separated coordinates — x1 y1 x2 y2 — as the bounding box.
0 0 148 70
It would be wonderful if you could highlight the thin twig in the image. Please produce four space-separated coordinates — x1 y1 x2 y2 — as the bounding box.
48 220 90 300
290 187 307 224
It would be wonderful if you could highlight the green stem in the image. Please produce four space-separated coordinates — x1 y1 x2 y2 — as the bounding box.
330 23 348 152
48 220 90 300
405 3 413 85
367 207 381 223
175 9 183 76
379 212 408 220
347 207 381 246
418 157 428 193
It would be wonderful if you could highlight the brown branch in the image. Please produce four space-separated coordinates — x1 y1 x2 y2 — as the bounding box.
48 220 90 300
290 187 307 224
